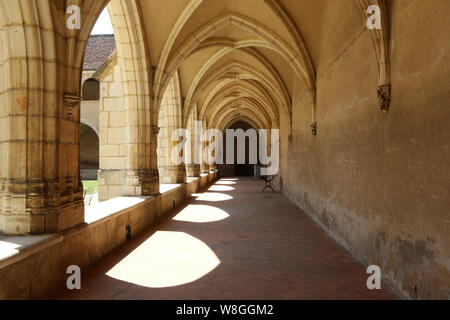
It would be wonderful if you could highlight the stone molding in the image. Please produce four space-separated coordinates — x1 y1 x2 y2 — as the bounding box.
64 94 81 120
377 84 391 112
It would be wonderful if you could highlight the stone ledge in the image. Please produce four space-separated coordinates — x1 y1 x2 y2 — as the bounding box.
0 233 63 270
0 196 155 270
159 184 182 194
0 171 218 299
85 196 152 225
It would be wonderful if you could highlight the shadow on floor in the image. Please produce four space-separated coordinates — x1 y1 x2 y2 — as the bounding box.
55 178 399 300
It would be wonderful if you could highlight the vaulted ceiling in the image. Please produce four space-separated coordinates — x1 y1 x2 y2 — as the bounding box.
76 0 387 132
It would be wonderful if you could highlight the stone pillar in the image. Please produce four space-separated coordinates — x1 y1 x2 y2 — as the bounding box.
0 7 85 234
97 62 158 201
201 162 210 174
158 130 187 184
200 139 210 174
184 112 202 178
0 92 85 235
159 164 187 184
186 164 201 177
210 149 217 172
98 168 159 201
156 75 186 185
147 126 161 195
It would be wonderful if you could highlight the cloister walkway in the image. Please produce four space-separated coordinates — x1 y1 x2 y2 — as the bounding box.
56 178 398 300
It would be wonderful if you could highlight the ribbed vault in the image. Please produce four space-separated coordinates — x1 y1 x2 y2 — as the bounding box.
0 0 392 233
146 0 390 137
67 0 390 139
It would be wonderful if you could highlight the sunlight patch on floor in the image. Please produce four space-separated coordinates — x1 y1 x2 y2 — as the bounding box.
106 231 220 288
216 181 237 185
208 185 235 192
173 204 230 223
192 192 233 202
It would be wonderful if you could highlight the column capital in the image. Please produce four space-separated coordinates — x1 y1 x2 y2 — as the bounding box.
152 126 161 137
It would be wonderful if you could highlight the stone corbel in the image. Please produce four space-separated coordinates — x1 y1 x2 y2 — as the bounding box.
310 89 318 137
152 126 160 137
377 84 391 112
311 122 317 137
63 94 81 120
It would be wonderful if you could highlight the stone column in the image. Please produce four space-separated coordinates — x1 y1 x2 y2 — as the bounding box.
201 138 210 174
159 165 187 184
97 62 158 201
184 113 201 178
186 164 201 177
158 132 187 184
0 5 85 234
201 161 210 174
0 93 85 235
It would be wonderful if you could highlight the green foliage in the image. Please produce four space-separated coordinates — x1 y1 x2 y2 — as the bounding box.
82 180 98 195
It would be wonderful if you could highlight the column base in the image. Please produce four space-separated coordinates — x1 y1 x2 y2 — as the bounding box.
0 178 84 235
159 165 187 184
186 164 201 178
201 163 210 174
98 169 159 202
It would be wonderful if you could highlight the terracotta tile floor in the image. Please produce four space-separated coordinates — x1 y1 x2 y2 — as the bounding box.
55 178 399 300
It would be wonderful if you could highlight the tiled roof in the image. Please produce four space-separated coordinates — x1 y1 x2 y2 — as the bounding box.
83 34 116 71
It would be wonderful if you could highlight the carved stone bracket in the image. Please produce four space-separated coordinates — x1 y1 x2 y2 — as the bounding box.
311 122 317 136
63 94 81 120
377 84 391 112
152 126 160 137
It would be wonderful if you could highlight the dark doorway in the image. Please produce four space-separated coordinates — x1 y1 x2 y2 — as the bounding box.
218 121 259 178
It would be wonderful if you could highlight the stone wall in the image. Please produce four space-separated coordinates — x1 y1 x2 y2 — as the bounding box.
280 1 450 299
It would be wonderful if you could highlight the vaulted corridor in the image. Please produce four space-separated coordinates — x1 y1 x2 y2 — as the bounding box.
55 178 397 300
0 0 448 301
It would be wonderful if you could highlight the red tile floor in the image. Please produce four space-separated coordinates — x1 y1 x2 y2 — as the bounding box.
55 178 399 300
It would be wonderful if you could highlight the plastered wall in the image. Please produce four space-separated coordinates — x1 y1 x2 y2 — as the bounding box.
280 1 450 299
